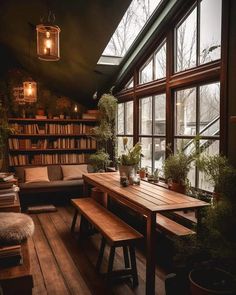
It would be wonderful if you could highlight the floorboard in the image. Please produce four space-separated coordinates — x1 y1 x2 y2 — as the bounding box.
28 206 166 295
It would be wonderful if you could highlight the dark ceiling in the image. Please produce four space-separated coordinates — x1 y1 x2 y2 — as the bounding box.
0 0 131 106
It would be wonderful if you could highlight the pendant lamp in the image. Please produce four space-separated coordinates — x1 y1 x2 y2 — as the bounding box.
23 81 37 103
36 12 60 61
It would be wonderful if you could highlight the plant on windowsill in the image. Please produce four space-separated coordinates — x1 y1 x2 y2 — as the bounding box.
117 137 143 180
163 142 197 194
196 154 234 204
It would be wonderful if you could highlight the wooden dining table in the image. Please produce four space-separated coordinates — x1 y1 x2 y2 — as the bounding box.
83 172 209 295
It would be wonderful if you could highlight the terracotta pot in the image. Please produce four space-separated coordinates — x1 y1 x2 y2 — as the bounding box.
91 187 107 207
189 268 236 295
139 170 146 179
36 108 45 116
170 181 186 194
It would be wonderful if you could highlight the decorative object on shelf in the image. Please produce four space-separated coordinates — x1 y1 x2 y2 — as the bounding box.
117 137 143 182
23 81 37 103
55 96 71 118
36 11 61 61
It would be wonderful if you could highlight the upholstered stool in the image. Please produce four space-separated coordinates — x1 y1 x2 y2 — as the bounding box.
0 213 34 245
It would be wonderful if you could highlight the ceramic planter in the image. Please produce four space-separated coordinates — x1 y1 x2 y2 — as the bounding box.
119 165 135 180
189 268 236 295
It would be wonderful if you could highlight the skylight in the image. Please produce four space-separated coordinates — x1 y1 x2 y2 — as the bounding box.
102 0 162 58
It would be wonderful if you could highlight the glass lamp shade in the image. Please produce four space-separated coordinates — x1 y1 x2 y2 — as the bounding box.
23 81 37 103
36 24 60 61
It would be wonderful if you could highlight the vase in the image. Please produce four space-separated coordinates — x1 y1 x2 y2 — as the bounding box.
119 165 136 180
189 268 236 295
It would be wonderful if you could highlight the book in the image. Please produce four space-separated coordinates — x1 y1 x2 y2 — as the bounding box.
35 115 47 119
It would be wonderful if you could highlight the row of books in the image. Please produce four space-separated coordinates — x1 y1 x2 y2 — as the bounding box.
9 153 90 166
8 138 97 150
10 123 95 135
0 245 22 267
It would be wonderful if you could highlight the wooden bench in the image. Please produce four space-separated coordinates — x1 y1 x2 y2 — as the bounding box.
71 198 143 286
156 213 196 236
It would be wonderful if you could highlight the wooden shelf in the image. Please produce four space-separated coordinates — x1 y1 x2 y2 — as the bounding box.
8 118 97 123
9 133 91 138
9 148 96 152
9 163 87 167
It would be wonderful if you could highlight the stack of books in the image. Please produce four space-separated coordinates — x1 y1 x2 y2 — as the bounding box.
0 173 18 207
82 109 99 120
0 245 22 267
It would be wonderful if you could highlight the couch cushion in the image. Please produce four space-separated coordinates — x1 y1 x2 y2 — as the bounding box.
61 164 88 180
47 165 63 181
25 167 50 183
19 179 84 191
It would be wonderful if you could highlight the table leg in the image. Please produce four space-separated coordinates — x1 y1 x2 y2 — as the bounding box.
146 212 156 295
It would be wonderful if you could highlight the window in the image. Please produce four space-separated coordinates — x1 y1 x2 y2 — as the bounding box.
175 0 222 72
125 78 134 90
117 0 223 192
139 40 166 84
117 101 134 156
139 94 166 173
174 82 220 190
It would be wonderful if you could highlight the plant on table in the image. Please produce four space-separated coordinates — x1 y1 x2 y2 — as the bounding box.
117 137 143 179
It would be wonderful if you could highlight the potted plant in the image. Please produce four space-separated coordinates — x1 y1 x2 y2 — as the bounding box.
0 103 14 170
139 167 147 179
90 89 117 167
117 137 143 180
88 149 111 172
173 165 236 294
196 154 233 203
163 145 196 193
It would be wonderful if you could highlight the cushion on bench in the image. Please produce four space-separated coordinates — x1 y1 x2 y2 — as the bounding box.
19 179 84 190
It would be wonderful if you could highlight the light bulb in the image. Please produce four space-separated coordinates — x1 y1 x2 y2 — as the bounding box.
93 91 98 100
74 105 78 112
28 83 32 96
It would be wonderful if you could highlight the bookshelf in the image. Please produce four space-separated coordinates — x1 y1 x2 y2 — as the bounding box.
8 118 97 166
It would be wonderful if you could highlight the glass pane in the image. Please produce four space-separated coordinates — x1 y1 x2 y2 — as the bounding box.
117 103 124 134
175 87 196 136
140 137 152 172
155 41 166 79
140 59 153 84
199 82 220 136
200 0 222 64
125 78 134 89
117 136 133 156
126 101 133 135
103 0 162 57
198 139 220 191
175 138 196 187
176 7 197 72
154 138 166 176
140 97 152 135
154 94 166 135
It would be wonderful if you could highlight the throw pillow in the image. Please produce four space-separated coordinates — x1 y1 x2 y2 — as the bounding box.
25 166 50 183
61 164 88 180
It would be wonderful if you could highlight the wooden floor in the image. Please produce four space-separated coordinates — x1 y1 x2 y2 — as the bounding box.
28 206 167 295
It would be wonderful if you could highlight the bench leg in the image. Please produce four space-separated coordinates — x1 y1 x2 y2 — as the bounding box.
107 246 115 280
71 210 78 232
123 246 130 268
96 237 106 273
129 246 139 287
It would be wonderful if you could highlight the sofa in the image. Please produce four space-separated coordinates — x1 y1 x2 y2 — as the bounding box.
14 164 89 205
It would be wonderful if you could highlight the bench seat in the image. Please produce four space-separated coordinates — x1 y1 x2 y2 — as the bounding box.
156 213 196 236
71 198 143 246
